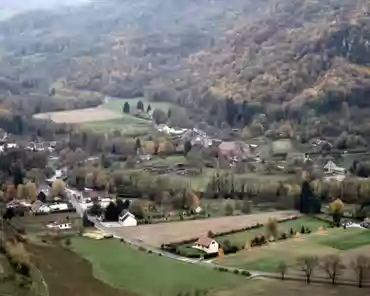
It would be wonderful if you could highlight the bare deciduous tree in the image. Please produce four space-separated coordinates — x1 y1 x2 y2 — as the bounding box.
320 254 345 285
297 256 318 284
277 261 288 280
351 255 370 288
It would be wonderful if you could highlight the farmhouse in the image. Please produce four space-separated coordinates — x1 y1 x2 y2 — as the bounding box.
46 221 72 230
119 211 137 227
324 160 346 175
192 237 219 254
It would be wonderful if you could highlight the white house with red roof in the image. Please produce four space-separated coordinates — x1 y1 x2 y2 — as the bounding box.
192 237 219 254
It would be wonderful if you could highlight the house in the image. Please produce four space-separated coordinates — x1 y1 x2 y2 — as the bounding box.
218 141 251 162
324 161 346 175
192 237 219 254
31 200 51 215
118 211 137 227
46 221 72 230
49 202 73 213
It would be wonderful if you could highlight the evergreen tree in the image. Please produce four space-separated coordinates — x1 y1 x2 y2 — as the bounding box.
137 100 144 111
167 108 172 119
123 102 130 113
184 140 192 156
147 104 152 113
225 97 236 126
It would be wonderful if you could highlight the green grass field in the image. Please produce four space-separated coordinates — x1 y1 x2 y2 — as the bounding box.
220 227 370 273
104 97 176 113
82 97 178 134
320 229 370 250
71 238 242 296
217 217 327 248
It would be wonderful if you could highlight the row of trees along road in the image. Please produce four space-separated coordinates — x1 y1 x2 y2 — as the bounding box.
277 254 370 288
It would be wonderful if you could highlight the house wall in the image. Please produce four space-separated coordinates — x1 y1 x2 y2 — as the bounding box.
121 216 137 227
192 241 219 254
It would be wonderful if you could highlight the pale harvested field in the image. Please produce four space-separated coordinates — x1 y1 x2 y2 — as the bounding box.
34 107 122 123
114 211 300 246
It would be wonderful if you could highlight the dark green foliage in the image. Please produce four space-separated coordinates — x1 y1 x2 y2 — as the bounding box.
137 100 144 111
146 104 152 113
123 102 130 113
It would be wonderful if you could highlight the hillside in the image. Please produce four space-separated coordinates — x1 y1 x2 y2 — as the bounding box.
0 0 369 132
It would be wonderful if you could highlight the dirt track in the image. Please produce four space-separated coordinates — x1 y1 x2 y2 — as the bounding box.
34 107 122 123
115 211 300 246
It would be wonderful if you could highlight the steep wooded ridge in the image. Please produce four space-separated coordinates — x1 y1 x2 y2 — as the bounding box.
0 0 369 122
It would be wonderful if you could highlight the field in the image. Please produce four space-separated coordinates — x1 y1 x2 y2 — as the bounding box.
220 227 370 279
34 106 122 124
113 211 299 247
104 97 176 113
70 238 242 296
212 278 370 296
217 216 328 248
33 97 176 134
27 242 133 296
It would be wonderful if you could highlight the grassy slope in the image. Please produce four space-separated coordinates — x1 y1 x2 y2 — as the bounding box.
71 238 242 296
27 242 133 296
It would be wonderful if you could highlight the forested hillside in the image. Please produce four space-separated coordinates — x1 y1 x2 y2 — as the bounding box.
0 0 369 133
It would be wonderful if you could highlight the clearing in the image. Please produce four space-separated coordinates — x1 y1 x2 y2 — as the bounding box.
113 211 299 246
71 238 242 296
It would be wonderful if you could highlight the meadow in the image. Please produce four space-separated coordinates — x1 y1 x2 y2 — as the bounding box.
70 238 242 296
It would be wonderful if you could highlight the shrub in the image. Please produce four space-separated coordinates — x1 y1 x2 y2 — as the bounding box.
301 225 305 234
138 246 146 252
65 237 71 246
204 253 218 259
233 269 240 274
289 228 294 236
148 250 152 254
280 232 287 240
120 238 125 243
241 270 251 276
208 230 215 238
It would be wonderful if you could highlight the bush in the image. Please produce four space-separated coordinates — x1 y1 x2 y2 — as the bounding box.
301 225 305 234
65 237 71 246
138 246 146 252
241 270 251 276
280 232 287 240
233 269 240 274
289 228 294 236
120 238 125 243
203 253 218 260
207 230 215 238
148 250 152 254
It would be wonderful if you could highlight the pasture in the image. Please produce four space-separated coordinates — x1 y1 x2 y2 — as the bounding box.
212 278 370 296
220 227 370 280
214 216 327 249
34 106 122 124
113 211 299 247
70 238 242 296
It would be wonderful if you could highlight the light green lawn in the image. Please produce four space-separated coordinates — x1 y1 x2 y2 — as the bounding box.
221 228 370 272
218 217 328 248
71 238 243 296
104 97 176 113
